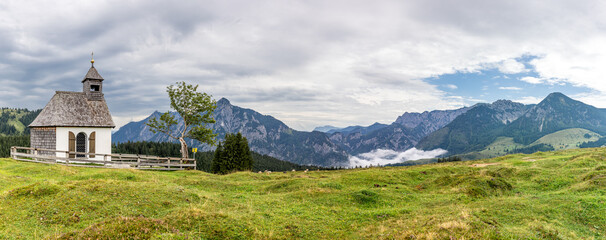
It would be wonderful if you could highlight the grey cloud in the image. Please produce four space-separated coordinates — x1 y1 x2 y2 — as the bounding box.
2 1 606 131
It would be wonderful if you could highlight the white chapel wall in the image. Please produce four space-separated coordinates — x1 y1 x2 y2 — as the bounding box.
55 127 112 160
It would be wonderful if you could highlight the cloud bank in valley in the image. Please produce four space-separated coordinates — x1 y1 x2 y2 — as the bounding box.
348 148 447 167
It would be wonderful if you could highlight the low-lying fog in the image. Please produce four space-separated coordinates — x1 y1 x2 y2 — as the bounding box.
348 148 447 167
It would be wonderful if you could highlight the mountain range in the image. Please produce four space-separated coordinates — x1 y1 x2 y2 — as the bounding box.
112 92 606 166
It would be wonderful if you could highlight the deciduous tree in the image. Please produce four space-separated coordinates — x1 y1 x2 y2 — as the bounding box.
146 81 217 158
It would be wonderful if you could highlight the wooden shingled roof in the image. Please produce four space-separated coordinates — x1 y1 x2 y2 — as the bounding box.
82 66 104 82
29 91 115 128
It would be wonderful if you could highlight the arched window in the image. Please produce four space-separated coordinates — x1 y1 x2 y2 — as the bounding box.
76 132 87 158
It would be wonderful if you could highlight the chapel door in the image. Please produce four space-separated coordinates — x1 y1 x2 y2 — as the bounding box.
89 132 96 158
68 132 75 158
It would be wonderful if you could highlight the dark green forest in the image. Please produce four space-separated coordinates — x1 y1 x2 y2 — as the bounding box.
112 141 330 172
0 136 29 157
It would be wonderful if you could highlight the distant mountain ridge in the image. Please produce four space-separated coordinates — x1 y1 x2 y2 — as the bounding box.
313 125 340 133
416 100 531 155
113 99 474 165
327 107 470 155
418 93 606 159
394 107 471 136
112 92 606 166
113 98 349 166
504 92 606 144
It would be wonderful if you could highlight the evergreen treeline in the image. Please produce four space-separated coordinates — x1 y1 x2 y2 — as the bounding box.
507 143 554 154
211 133 254 174
19 109 42 134
112 141 183 157
437 156 462 163
0 112 18 135
579 137 606 148
0 135 29 157
112 141 330 172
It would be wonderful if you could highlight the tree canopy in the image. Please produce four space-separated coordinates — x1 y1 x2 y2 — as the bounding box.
211 133 254 174
146 81 217 158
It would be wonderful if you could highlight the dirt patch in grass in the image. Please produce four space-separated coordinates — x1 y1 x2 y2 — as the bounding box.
471 163 501 167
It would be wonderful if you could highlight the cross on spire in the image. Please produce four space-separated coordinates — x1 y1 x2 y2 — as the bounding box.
91 52 95 67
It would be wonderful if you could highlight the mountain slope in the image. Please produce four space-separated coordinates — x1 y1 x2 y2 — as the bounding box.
329 123 426 155
313 125 340 133
328 107 470 155
326 122 389 135
505 92 606 144
394 107 471 136
112 98 348 166
417 100 530 155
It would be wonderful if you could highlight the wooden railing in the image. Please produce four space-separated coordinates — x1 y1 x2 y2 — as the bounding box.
10 146 196 171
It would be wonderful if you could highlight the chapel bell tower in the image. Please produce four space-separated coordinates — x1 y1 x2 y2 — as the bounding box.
82 52 104 101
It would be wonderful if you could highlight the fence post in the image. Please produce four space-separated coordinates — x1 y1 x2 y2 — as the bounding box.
33 149 38 161
137 155 141 169
65 151 70 165
103 155 108 166
10 147 15 159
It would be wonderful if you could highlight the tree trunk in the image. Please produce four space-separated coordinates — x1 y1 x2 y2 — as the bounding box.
179 137 189 159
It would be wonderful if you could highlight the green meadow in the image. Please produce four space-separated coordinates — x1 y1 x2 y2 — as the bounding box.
0 148 605 239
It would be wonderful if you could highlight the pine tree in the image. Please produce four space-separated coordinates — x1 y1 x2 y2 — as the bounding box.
211 143 225 174
211 133 254 174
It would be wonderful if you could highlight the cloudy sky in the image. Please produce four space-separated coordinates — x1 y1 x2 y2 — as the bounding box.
2 0 606 131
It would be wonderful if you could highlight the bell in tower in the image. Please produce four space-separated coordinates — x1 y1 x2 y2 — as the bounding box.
82 52 104 101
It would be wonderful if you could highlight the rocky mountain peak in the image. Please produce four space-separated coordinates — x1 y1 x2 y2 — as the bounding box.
217 98 231 107
394 107 471 134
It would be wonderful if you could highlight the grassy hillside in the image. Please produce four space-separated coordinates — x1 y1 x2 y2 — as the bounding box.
0 108 41 135
532 128 601 150
464 128 602 160
1 148 605 239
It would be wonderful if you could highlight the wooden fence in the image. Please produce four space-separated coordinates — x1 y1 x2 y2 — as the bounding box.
10 146 196 171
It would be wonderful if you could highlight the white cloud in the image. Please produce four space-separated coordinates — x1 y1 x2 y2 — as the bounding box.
348 148 447 167
520 76 543 84
498 86 522 90
514 96 542 104
571 92 606 108
444 84 458 89
519 76 566 85
498 59 527 74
